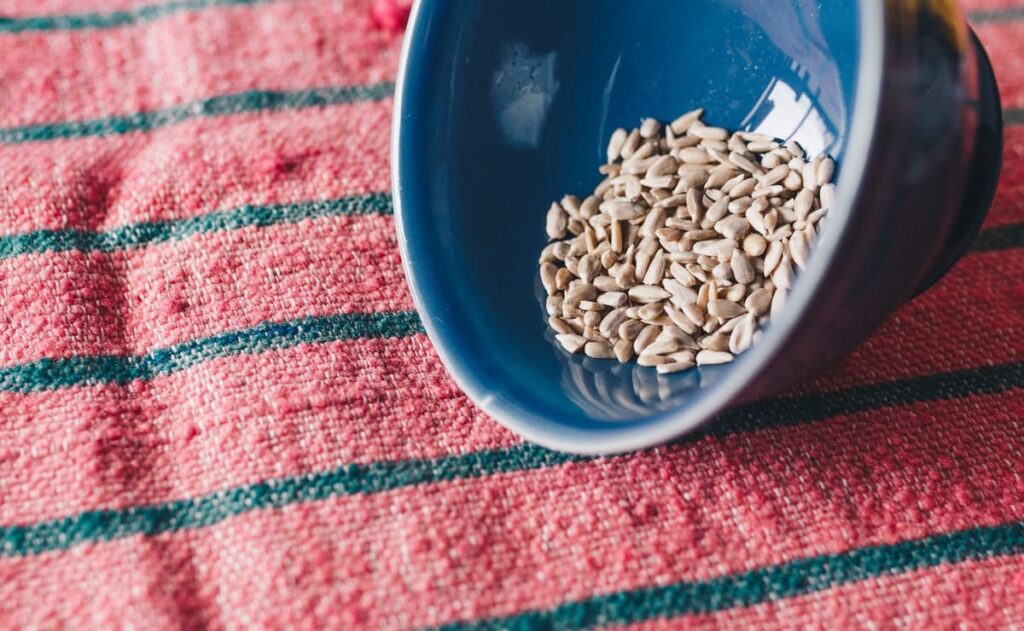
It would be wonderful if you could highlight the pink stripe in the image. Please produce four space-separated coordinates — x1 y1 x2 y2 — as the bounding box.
977 126 1024 229
0 335 518 524
976 22 1024 110
0 99 392 235
630 555 1024 630
0 0 290 19
0 0 400 127
0 246 1020 521
790 250 1024 395
2 391 1022 627
0 214 410 366
3 221 1018 387
964 0 1024 10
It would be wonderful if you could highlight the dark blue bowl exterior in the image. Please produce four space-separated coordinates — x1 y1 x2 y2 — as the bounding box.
394 0 1000 452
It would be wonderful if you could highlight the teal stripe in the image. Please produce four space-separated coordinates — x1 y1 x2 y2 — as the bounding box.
433 522 1024 630
0 444 583 556
0 0 277 33
0 192 393 259
969 7 1024 23
0 360 1021 558
0 310 422 393
0 83 394 143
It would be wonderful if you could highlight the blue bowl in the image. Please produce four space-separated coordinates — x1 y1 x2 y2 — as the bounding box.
393 0 1002 454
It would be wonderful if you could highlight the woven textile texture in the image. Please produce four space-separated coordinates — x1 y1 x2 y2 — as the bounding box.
0 0 1023 628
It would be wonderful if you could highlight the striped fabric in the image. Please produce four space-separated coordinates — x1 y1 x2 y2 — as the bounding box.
0 0 1021 628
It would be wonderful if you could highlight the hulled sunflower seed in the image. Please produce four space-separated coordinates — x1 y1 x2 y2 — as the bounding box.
729 151 764 175
619 318 645 341
730 250 755 284
601 200 645 220
789 230 809 270
546 203 568 239
772 255 793 289
728 314 756 354
692 238 737 258
556 334 588 353
817 157 835 186
541 112 834 370
633 324 662 355
679 147 712 164
614 338 635 363
802 160 819 191
744 287 773 317
657 360 696 374
743 233 767 257
707 299 746 319
697 350 734 365
770 286 787 320
585 341 616 359
629 285 672 303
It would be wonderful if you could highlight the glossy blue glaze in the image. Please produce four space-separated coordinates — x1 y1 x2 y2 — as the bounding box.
394 1 1002 453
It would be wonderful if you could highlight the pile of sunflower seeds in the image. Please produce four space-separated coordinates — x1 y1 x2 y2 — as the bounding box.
539 110 835 374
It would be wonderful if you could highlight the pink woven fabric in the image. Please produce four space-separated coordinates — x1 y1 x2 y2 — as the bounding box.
0 1 1022 629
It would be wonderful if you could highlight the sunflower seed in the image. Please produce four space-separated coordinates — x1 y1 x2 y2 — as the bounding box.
730 250 755 284
697 350 734 365
785 140 805 159
629 285 671 303
817 157 835 186
802 160 819 191
670 108 704 134
663 278 699 307
707 299 746 319
633 324 662 354
597 291 628 308
770 286 787 320
657 360 695 374
760 165 790 187
546 294 563 316
640 118 662 139
546 203 568 239
706 166 738 189
772 255 793 289
723 283 747 303
692 238 737 258
679 147 712 164
556 334 588 353
640 339 680 357
783 169 803 191
614 264 637 289
820 183 835 209
543 114 834 368
728 314 756 354
613 338 635 363
690 123 729 140
601 200 645 220
744 287 773 317
729 151 764 175
742 233 767 257
584 341 616 359
728 178 757 199
607 128 628 163
618 318 645 340
637 354 670 367
746 140 779 153
643 250 667 285
789 229 809 269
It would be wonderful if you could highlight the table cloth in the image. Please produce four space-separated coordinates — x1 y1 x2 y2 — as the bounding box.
0 0 1022 627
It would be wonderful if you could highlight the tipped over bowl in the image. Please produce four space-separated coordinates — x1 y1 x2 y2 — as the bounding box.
392 0 1003 454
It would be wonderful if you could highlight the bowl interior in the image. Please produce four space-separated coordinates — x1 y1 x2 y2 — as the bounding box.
396 0 863 446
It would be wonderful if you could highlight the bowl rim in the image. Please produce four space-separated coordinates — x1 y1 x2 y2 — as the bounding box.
392 0 886 454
